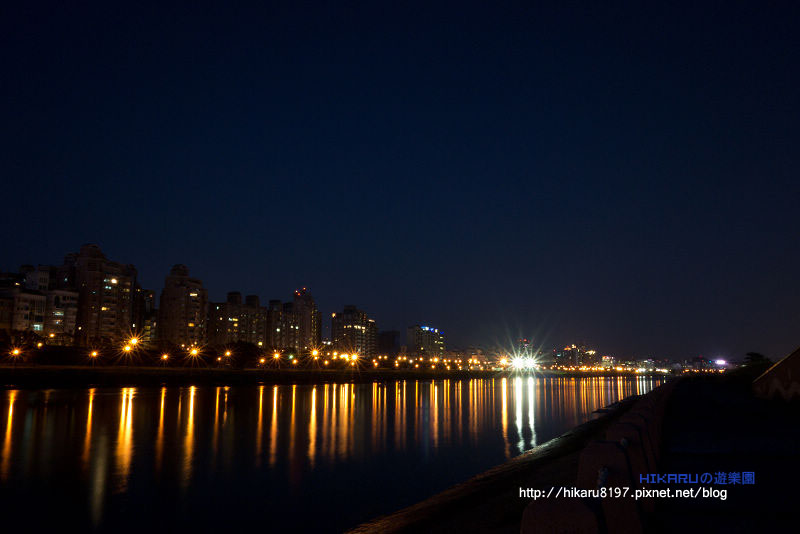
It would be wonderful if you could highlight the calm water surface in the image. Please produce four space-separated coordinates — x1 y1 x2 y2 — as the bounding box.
0 376 663 531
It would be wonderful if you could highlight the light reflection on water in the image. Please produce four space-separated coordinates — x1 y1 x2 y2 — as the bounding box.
0 376 662 532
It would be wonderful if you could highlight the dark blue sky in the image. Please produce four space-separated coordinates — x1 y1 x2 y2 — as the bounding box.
2 1 799 360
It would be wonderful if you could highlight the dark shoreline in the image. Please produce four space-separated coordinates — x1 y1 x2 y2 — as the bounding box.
347 392 641 533
0 364 670 389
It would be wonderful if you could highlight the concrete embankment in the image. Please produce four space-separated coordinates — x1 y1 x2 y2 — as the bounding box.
349 364 798 533
347 396 640 534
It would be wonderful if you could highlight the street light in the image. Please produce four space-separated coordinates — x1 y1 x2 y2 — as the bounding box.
10 348 22 369
186 346 201 368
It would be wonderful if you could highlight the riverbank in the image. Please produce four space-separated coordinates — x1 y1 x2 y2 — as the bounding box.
0 364 670 389
349 363 798 533
348 392 640 533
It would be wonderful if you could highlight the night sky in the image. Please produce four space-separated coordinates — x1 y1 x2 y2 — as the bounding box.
2 2 799 360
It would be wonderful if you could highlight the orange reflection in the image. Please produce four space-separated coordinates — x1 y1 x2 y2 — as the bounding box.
182 386 195 487
212 387 220 460
308 386 317 467
156 387 166 472
269 386 278 467
288 384 297 465
432 383 439 449
256 385 264 466
115 388 134 492
1 390 17 480
83 388 95 466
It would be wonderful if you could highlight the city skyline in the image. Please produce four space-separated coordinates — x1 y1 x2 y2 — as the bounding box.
3 3 800 361
0 241 778 362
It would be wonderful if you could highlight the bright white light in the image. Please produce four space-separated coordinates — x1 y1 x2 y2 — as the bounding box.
511 356 537 371
715 359 726 366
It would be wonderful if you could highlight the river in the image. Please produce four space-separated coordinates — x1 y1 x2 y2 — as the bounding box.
0 375 663 531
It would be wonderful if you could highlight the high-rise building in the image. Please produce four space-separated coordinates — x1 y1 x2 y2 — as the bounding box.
407 325 445 357
20 264 57 291
157 264 207 347
243 295 267 346
331 305 377 357
132 286 157 344
279 302 300 352
554 344 599 366
293 288 321 352
61 244 137 346
266 299 283 349
18 264 78 344
43 289 78 344
208 292 267 347
0 287 46 335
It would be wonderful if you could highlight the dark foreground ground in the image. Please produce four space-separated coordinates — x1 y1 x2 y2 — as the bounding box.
652 368 799 533
349 365 799 533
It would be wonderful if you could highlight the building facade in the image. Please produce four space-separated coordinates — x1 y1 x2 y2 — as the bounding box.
157 264 207 347
43 289 79 343
407 325 445 357
0 287 46 335
61 244 137 345
331 305 377 357
293 288 321 352
554 344 600 366
208 292 267 347
133 286 157 344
